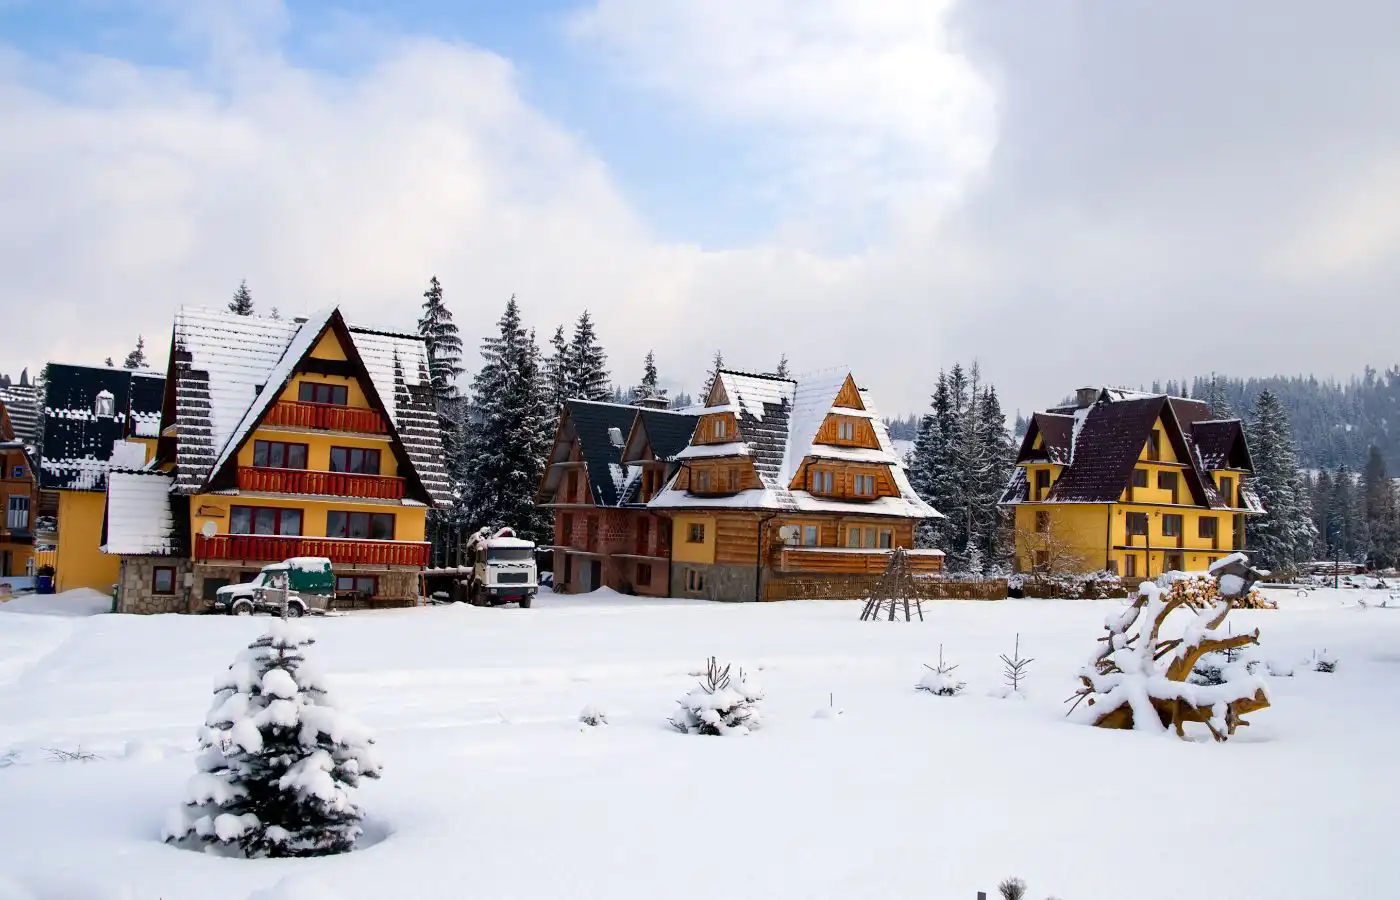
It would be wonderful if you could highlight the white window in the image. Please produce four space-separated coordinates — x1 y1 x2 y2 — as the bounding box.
10 465 22 478
94 390 116 418
838 420 855 441
802 525 820 547
846 527 861 548
713 418 728 440
812 470 833 493
7 495 29 530
863 527 878 548
854 474 876 496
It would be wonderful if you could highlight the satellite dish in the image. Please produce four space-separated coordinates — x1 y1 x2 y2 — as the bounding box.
201 521 217 539
778 525 801 545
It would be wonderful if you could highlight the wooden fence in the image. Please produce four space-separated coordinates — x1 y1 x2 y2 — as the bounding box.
763 575 1007 602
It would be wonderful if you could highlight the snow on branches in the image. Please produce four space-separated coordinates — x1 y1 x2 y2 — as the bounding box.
670 656 763 736
1068 565 1270 742
163 621 382 857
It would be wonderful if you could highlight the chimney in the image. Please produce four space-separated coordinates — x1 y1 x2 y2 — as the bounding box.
1075 387 1098 409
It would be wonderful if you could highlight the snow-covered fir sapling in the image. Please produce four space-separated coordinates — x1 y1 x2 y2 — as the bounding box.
997 634 1033 697
998 876 1028 900
579 705 608 727
1313 649 1339 673
916 644 966 696
163 620 382 858
670 656 763 736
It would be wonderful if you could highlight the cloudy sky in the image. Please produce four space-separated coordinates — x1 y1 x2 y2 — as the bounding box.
3 0 1398 417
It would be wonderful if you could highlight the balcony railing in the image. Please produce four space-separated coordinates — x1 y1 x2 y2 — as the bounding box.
195 534 428 567
264 401 389 435
238 467 405 500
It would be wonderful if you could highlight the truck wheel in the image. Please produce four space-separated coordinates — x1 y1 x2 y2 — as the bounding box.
284 602 304 618
231 599 254 616
469 584 486 607
518 596 533 609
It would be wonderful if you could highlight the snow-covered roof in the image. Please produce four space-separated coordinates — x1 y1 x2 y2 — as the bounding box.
168 306 449 506
0 382 40 445
674 441 751 461
103 471 176 556
781 372 852 486
40 364 166 492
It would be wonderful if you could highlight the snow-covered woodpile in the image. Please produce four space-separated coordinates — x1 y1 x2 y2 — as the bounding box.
1068 562 1270 741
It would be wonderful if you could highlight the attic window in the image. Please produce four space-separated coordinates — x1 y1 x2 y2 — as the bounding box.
94 390 116 418
712 418 728 440
838 420 855 441
608 427 624 448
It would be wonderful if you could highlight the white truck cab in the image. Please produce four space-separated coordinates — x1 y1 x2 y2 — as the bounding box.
463 527 538 607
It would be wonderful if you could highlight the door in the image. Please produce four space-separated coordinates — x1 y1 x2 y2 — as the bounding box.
589 560 603 592
1165 552 1183 573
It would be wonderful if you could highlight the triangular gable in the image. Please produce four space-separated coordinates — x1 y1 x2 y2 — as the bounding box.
833 374 865 410
705 378 729 408
203 307 434 504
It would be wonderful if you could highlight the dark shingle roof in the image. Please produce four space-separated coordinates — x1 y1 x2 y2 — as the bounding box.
0 383 40 445
564 400 643 507
1191 420 1250 470
637 408 699 461
40 364 165 492
1035 413 1074 464
1047 397 1165 503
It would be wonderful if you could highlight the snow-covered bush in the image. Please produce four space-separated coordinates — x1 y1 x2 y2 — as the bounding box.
1266 659 1296 677
998 877 1028 900
1189 651 1227 686
1009 569 1122 600
579 705 608 727
1313 649 1338 673
669 656 763 736
163 620 382 858
916 645 965 696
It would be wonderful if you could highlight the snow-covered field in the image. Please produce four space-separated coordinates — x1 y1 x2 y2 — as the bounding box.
2 587 1398 900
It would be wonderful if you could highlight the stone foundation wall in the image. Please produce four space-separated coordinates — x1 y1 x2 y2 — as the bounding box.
117 557 194 614
669 562 760 603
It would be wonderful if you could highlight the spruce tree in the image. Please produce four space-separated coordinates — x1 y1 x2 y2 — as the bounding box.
633 350 663 403
123 335 147 369
163 621 381 858
1245 389 1317 576
417 276 464 403
458 297 553 541
1200 374 1235 418
105 357 115 367
973 384 1014 568
542 325 573 408
775 354 790 379
701 350 724 402
567 311 611 402
1361 445 1399 568
229 279 254 316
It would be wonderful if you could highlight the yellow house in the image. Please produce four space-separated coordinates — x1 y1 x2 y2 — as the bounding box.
101 306 451 613
1001 387 1263 580
37 363 164 592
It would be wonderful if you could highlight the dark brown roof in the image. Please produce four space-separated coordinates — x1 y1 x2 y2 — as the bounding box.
1191 420 1251 470
1047 398 1166 503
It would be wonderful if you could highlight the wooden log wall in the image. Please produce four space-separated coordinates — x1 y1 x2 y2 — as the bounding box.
764 575 1008 602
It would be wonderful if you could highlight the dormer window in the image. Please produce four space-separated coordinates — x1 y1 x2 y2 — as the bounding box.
838 420 855 441
1147 430 1161 461
712 418 728 440
94 390 115 418
854 474 876 496
695 470 712 492
811 469 833 494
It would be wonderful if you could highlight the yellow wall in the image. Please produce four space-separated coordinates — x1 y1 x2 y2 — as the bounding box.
671 514 716 564
191 494 426 543
1 543 33 577
1014 503 1111 572
237 428 398 477
56 490 120 592
1016 500 1241 578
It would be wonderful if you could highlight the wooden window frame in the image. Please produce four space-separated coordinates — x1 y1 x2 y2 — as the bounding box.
7 495 29 530
1218 475 1234 505
326 510 396 540
837 419 855 442
298 382 349 406
801 524 819 547
1126 512 1149 537
1034 468 1050 498
329 446 382 475
1198 516 1218 539
253 439 309 470
712 418 728 440
230 505 304 536
726 468 740 492
878 530 893 549
336 575 378 597
695 469 712 492
1131 468 1149 489
1162 514 1183 538
811 469 833 494
152 566 177 595
854 474 876 497
687 523 706 544
686 569 706 592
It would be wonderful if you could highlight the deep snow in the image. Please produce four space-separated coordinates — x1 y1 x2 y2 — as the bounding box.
0 587 1396 899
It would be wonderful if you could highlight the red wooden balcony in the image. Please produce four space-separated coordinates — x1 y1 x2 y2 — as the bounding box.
238 467 405 500
195 534 429 567
265 401 389 435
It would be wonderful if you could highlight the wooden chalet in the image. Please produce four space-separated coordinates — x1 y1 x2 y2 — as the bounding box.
0 394 39 579
647 370 942 601
538 400 698 595
1000 387 1264 580
100 305 450 613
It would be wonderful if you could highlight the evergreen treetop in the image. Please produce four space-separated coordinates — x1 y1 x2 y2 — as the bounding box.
123 335 147 369
542 325 573 409
568 311 611 402
417 276 464 402
702 350 724 402
632 350 663 402
229 279 254 316
1245 389 1318 574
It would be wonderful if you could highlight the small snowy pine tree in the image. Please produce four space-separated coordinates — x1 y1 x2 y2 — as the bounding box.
417 276 464 403
701 350 724 402
569 311 611 402
775 354 790 379
229 279 254 316
123 335 147 369
163 621 381 858
670 656 763 735
916 645 966 696
632 350 663 402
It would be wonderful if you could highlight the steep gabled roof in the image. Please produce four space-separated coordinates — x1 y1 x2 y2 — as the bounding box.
1191 420 1252 470
166 306 450 506
1014 412 1075 465
716 371 796 487
1046 397 1168 503
632 408 699 462
0 382 40 445
559 399 643 508
39 364 165 492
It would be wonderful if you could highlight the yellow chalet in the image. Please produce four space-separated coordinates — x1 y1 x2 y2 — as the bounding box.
101 306 450 613
1000 387 1264 580
648 369 942 601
